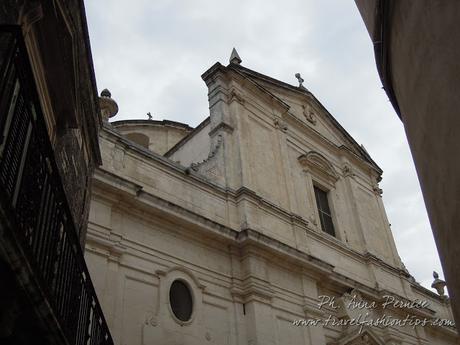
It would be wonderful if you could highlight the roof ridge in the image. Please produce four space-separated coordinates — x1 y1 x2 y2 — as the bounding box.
228 63 311 96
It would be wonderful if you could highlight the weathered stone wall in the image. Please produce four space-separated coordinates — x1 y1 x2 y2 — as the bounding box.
7 0 102 246
167 119 211 167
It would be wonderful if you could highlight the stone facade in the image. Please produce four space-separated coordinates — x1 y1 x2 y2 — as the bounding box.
85 56 458 344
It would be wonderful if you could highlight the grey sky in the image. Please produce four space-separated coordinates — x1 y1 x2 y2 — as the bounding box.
85 0 443 290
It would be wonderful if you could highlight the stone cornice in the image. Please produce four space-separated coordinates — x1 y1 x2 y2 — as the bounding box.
411 282 452 305
201 62 227 85
112 119 194 132
231 277 275 304
208 122 234 137
364 252 409 279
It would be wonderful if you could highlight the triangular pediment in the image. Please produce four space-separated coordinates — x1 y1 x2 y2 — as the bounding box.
227 64 381 173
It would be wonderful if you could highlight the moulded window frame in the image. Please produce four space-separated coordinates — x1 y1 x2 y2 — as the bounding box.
297 151 343 242
167 278 196 326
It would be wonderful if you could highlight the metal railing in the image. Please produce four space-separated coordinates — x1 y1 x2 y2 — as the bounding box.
0 25 113 345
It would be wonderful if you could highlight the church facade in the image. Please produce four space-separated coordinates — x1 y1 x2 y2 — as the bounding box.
85 52 457 345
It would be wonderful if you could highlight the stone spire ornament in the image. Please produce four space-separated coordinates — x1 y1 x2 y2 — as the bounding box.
431 271 447 296
229 48 242 65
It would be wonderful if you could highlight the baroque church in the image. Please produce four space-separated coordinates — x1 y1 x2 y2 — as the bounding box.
85 49 457 345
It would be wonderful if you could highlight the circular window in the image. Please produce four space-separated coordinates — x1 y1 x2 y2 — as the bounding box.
169 280 193 322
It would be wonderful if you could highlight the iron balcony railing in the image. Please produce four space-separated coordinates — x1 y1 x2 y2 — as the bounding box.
0 25 113 345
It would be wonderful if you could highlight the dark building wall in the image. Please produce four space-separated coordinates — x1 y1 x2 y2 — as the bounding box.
0 2 112 344
0 1 18 24
355 0 460 325
2 0 102 246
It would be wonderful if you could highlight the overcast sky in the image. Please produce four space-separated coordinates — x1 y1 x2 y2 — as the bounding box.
85 0 444 291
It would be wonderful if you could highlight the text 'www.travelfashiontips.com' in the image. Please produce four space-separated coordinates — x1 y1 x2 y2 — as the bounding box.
292 294 455 333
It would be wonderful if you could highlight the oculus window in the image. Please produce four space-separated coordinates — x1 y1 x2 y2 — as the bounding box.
169 280 193 322
314 186 336 237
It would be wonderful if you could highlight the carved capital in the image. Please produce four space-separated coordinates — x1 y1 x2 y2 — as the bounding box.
273 118 288 132
342 164 356 178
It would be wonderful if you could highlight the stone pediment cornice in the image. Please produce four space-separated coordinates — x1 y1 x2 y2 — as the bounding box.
201 62 291 116
228 66 291 115
298 151 339 185
283 112 379 179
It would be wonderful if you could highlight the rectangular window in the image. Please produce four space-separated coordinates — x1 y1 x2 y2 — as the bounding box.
314 186 336 237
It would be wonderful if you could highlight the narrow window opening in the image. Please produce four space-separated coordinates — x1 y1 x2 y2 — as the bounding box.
314 185 336 237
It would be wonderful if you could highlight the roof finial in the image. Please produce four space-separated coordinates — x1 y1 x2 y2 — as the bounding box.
229 48 242 65
431 271 447 297
147 112 152 120
101 88 111 98
295 73 304 88
99 88 118 122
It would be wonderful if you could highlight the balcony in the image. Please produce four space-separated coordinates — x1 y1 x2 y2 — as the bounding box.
0 25 113 345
